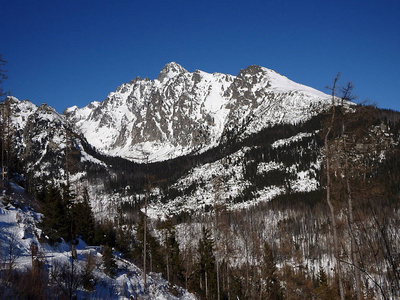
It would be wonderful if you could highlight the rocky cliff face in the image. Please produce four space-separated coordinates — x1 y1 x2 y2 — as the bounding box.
4 97 96 185
65 62 332 162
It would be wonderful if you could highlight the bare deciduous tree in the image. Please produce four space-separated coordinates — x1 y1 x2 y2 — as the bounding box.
324 73 345 300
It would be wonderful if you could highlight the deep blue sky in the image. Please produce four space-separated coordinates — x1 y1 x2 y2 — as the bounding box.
1 0 399 113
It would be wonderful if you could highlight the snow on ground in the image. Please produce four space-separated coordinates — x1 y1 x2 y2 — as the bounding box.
146 148 251 220
290 170 319 192
146 138 321 219
80 151 108 167
0 183 196 300
257 161 284 174
271 132 315 148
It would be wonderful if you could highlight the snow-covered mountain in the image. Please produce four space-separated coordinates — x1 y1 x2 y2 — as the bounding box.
3 63 400 299
2 63 348 217
4 97 102 186
65 62 332 162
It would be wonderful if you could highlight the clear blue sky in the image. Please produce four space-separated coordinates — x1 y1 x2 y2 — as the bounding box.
1 0 399 113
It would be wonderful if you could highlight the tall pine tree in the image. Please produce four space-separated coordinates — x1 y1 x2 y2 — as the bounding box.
195 227 219 300
261 243 283 300
39 183 70 243
165 226 184 285
71 187 95 244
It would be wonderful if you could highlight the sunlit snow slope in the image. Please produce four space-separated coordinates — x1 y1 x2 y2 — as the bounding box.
65 63 331 162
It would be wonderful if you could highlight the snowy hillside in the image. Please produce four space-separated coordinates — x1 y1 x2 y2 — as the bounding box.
0 183 196 299
147 131 321 220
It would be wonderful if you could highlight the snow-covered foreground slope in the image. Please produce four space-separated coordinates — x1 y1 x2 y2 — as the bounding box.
65 63 332 162
0 183 196 299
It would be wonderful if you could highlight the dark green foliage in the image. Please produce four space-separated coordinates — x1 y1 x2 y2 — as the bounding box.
170 210 191 224
163 187 184 202
376 148 400 201
316 266 328 287
113 204 136 257
229 272 246 300
230 185 256 204
165 225 184 284
313 266 335 299
192 227 219 299
102 245 117 277
147 230 166 273
115 226 131 256
255 168 290 189
261 243 283 300
39 184 70 243
93 220 116 247
132 214 166 273
70 188 95 244
268 190 324 211
39 183 96 245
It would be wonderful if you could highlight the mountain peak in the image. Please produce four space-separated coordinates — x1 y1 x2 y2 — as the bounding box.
66 63 332 162
157 62 188 82
238 65 266 76
37 102 58 113
4 95 20 105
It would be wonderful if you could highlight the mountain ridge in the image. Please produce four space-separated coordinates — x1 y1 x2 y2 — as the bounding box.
65 62 334 163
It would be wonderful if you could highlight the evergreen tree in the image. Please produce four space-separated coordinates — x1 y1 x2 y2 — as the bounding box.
39 183 70 243
133 214 165 273
115 226 131 256
166 226 184 284
71 187 95 244
261 242 283 300
196 226 218 299
93 220 116 247
317 265 328 287
229 272 246 300
102 245 117 277
114 205 134 258
147 230 166 273
315 266 335 300
132 215 146 266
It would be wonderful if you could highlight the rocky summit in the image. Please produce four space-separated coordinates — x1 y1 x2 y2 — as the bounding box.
64 62 332 162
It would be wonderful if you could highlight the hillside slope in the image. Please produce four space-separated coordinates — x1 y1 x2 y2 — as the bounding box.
0 183 196 299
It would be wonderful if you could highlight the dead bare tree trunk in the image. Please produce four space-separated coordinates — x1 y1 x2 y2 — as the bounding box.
0 57 8 186
340 82 363 300
346 173 363 300
1 103 4 184
141 151 150 294
324 74 345 300
1 100 10 184
213 175 223 300
143 183 148 293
